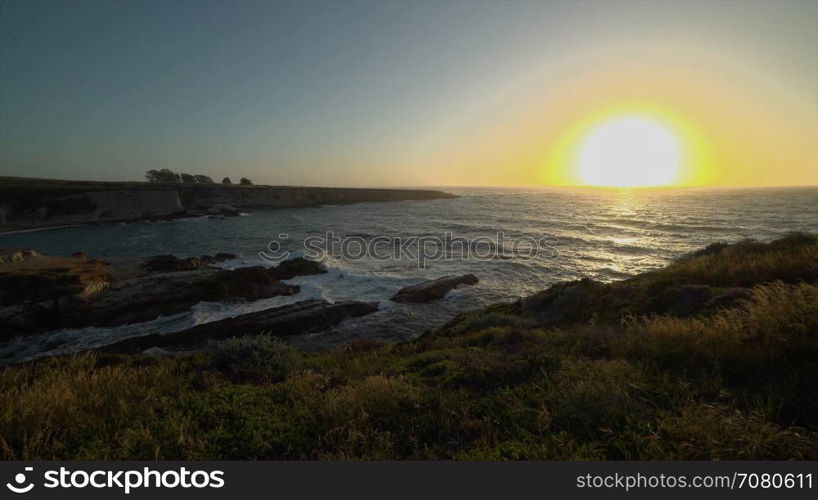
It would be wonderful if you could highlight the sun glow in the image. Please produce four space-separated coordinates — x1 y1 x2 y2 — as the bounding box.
577 116 680 187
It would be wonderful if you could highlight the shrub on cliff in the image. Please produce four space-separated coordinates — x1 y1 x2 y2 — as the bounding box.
145 169 219 185
194 175 214 184
210 335 301 383
656 231 818 286
145 169 181 183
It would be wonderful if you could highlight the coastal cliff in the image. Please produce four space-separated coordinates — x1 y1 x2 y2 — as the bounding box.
176 184 455 209
0 177 456 232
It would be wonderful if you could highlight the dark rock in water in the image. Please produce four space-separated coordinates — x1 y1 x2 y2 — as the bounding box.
142 252 237 273
207 204 241 217
142 254 202 272
1 251 329 337
0 251 113 307
270 257 327 279
392 274 478 303
0 251 115 337
74 266 300 329
0 265 299 337
0 248 41 265
101 299 379 353
199 253 236 265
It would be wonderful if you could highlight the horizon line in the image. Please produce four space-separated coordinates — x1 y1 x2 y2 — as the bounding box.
2 175 817 191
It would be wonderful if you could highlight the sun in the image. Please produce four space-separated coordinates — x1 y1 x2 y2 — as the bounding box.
577 116 680 187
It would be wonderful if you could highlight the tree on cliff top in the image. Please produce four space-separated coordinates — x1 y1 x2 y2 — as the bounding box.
222 177 232 185
145 169 182 183
239 177 253 185
145 169 218 184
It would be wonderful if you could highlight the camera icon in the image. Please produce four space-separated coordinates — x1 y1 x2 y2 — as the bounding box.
258 233 291 264
6 466 34 493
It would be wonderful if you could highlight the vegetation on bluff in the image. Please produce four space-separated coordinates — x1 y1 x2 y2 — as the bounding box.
1 234 816 460
144 169 251 185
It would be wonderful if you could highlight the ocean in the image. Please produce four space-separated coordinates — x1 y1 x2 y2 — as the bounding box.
1 186 816 364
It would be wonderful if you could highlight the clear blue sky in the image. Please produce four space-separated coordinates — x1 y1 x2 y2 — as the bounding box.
1 0 816 187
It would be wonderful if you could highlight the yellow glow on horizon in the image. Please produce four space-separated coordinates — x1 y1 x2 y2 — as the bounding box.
577 116 679 187
420 54 815 189
542 103 715 188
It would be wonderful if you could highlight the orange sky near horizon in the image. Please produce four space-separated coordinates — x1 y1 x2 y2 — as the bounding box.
405 46 818 189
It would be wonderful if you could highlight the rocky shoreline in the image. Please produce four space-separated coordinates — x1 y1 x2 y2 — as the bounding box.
0 245 485 361
101 299 380 353
392 274 479 303
0 249 347 340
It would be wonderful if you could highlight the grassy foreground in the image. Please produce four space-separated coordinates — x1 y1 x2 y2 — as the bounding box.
1 234 817 460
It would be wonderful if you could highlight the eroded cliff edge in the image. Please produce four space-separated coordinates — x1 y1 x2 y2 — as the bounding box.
0 177 457 232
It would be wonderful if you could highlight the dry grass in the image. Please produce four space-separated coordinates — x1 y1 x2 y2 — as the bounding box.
655 233 818 286
0 355 201 459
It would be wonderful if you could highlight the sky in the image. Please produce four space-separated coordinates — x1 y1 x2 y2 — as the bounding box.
0 0 816 188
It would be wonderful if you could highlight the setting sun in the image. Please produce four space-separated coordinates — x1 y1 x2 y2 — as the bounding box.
577 116 680 187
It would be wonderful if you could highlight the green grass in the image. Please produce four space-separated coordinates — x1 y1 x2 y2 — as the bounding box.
1 233 817 460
